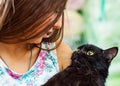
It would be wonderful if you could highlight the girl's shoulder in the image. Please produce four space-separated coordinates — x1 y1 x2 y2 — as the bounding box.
56 41 73 71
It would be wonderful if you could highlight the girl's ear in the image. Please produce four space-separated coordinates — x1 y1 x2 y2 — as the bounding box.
103 47 118 62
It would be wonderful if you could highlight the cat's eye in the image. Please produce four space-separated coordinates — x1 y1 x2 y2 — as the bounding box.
86 50 94 56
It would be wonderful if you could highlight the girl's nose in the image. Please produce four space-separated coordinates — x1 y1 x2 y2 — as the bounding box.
53 16 62 30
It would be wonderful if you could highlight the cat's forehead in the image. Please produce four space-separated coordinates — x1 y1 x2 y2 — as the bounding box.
78 44 102 52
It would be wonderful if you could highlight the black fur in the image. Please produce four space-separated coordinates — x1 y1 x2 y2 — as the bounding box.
43 44 118 86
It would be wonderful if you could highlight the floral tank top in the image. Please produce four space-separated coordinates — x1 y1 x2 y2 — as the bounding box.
0 43 59 86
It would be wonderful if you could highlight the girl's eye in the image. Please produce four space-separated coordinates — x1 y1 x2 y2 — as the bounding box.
86 50 94 56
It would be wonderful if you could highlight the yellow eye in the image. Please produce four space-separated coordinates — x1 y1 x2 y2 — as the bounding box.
86 50 94 56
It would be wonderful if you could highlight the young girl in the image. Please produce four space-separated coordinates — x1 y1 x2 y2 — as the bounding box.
0 0 72 85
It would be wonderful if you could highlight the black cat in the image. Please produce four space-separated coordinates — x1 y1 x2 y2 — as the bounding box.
43 44 118 86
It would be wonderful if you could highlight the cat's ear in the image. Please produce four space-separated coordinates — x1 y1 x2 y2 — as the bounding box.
103 47 118 62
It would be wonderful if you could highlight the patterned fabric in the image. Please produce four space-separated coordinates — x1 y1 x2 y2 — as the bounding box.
0 44 59 86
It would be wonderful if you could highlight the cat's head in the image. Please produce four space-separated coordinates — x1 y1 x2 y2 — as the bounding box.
72 44 118 70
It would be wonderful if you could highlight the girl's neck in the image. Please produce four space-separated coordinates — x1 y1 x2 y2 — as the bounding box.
0 42 40 73
0 42 29 58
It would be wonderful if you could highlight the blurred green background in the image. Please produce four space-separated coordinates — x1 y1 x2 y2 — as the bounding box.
64 0 120 86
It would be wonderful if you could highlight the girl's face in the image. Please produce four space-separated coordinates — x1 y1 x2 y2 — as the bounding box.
28 16 62 44
43 16 62 38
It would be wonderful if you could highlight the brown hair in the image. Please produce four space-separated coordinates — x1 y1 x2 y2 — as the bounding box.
0 0 67 49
